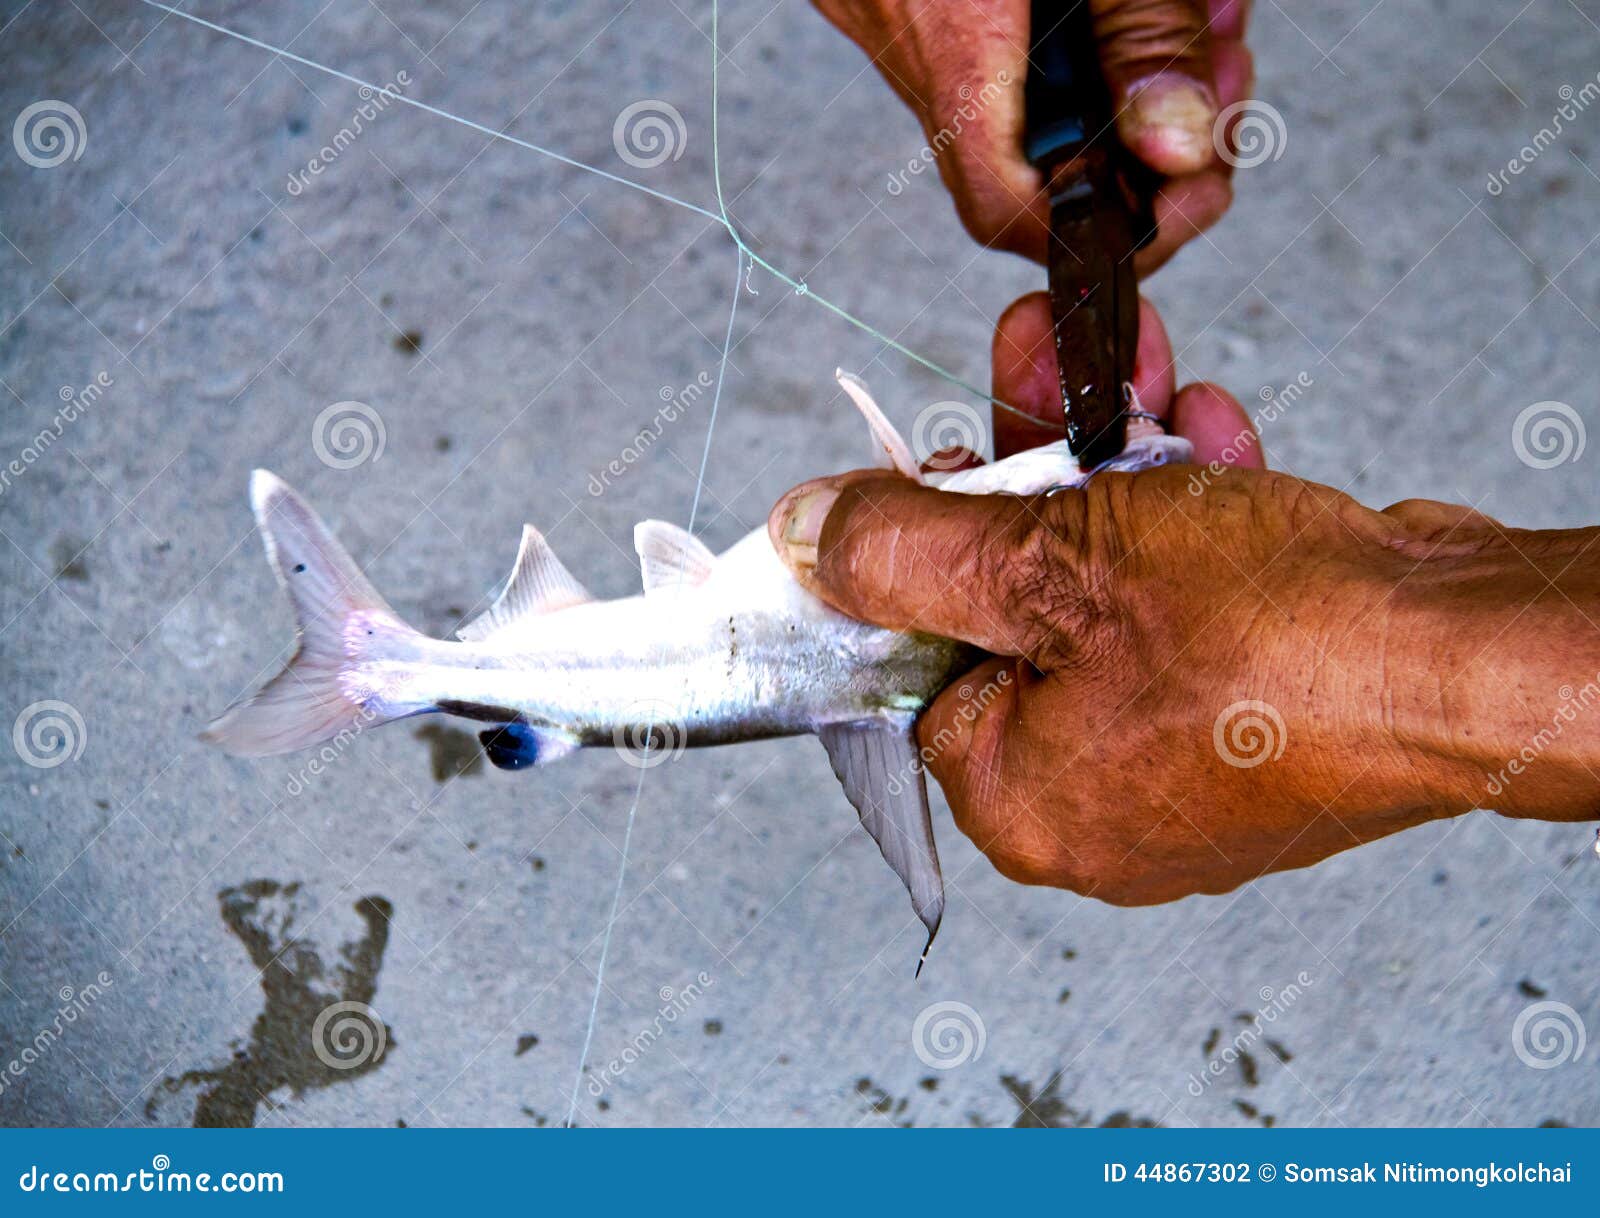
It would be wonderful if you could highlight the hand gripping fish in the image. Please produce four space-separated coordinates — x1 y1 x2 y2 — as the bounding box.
204 373 1190 969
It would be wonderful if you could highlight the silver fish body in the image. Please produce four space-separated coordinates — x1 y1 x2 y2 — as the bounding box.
204 374 1190 964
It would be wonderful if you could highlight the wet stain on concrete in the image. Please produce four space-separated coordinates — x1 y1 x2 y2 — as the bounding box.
999 1074 1160 1129
1518 979 1547 999
394 329 424 355
703 1019 722 1036
147 880 394 1127
515 1034 539 1056
51 538 89 582
413 724 484 782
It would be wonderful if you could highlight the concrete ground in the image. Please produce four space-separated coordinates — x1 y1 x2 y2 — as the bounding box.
2 0 1599 1128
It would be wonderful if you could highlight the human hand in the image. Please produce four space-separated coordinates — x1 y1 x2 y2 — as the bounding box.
815 0 1254 271
769 360 1600 905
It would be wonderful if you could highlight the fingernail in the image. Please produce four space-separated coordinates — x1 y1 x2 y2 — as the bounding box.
769 481 841 574
1123 78 1217 172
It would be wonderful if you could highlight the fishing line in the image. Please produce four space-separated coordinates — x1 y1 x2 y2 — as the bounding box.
133 0 1035 420
564 245 746 1126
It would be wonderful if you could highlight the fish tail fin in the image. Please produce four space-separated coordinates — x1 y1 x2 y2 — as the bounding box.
202 470 428 757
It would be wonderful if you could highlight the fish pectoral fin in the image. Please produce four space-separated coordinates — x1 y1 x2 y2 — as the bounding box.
834 369 926 484
458 524 591 642
634 520 716 594
818 716 944 973
478 723 580 770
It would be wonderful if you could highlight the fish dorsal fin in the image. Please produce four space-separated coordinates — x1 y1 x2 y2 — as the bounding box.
835 369 925 483
818 716 944 974
457 525 591 642
634 520 716 595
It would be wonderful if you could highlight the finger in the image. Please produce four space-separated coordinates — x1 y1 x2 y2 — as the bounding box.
1169 380 1265 467
1091 0 1218 176
990 291 1178 458
1209 0 1251 41
767 469 1072 659
1132 170 1232 275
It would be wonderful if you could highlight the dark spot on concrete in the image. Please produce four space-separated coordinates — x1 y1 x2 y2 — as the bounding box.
1518 979 1547 999
466 840 477 852
521 1106 549 1125
1432 870 1448 885
530 857 545 872
394 329 423 355
148 880 394 1127
515 1034 539 1056
919 1077 938 1091
287 116 307 135
10 845 22 859
855 1077 872 1093
1001 1074 1159 1129
1057 987 1071 1004
292 563 306 574
94 799 109 810
1202 1027 1219 1055
1540 1118 1570 1127
395 1117 406 1127
1260 1113 1276 1128
1233 1099 1258 1119
413 724 484 782
1265 1038 1292 1063
380 292 395 308
703 1019 722 1035
51 539 88 582
1061 947 1077 960
435 435 452 452
596 1098 609 1112
1237 1050 1259 1087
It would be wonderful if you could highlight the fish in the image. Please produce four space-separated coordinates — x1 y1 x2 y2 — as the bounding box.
203 372 1191 969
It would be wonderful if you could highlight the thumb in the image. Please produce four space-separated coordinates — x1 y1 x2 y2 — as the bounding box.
1090 0 1218 175
767 469 1074 661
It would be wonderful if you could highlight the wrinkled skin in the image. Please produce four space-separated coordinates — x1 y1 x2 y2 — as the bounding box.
770 301 1600 905
813 0 1253 270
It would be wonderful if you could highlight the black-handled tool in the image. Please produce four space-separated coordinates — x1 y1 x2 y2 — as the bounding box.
1024 0 1158 470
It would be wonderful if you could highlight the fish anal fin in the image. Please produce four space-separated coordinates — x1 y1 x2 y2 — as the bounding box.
835 370 925 484
458 525 590 643
818 716 944 973
634 520 716 595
